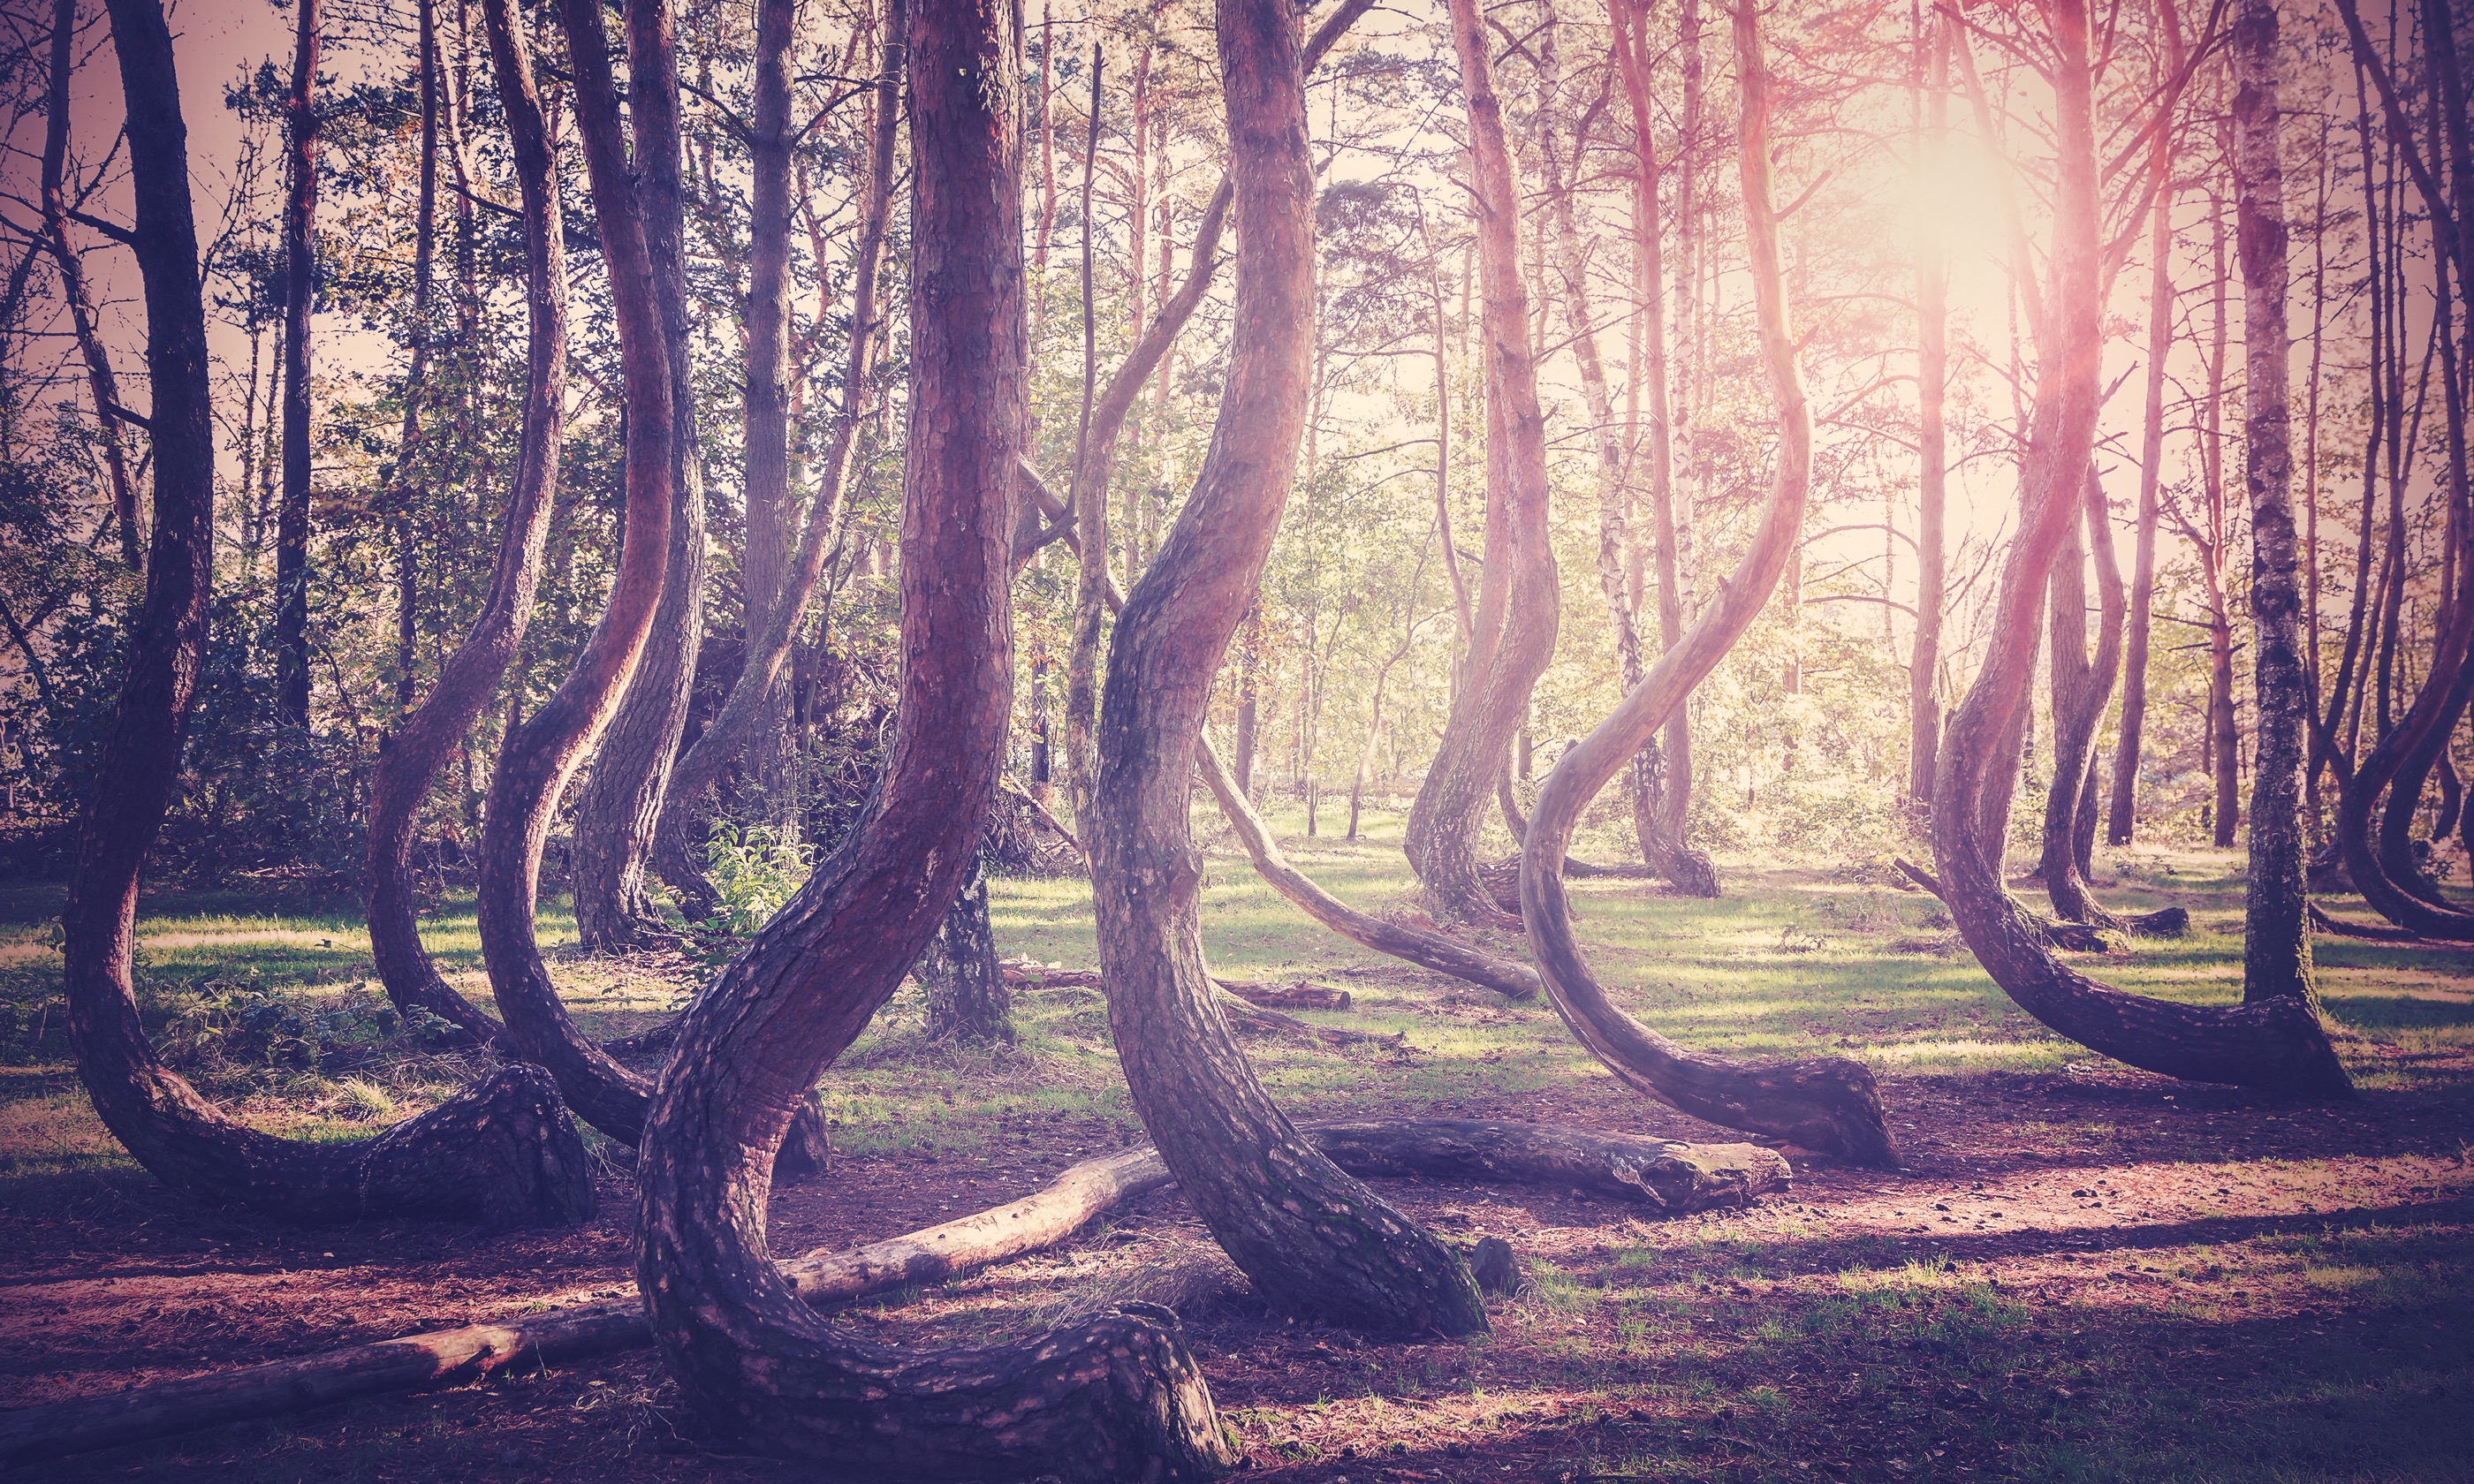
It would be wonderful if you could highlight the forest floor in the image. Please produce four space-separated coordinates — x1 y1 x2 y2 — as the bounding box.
1 806 2470 1483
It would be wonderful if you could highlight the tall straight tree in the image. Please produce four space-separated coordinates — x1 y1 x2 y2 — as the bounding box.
633 0 1232 1464
2231 0 2311 1001
1909 0 1948 803
274 0 321 730
2107 0 2187 844
1408 0 1560 924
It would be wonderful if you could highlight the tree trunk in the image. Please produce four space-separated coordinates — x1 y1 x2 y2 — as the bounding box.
649 0 901 921
1909 6 1949 804
1089 0 1485 1337
2039 467 2128 929
569 0 710 954
1925 0 2350 1097
1519 4 1895 1168
2233 0 2314 1003
475 0 676 1145
1199 733 1542 1000
385 0 439 715
1407 0 1560 927
633 4 1228 1465
274 0 320 730
2106 0 2185 846
365 0 565 1049
4 1119 1777 1467
921 854 1014 1043
1062 46 1111 832
737 0 797 813
40 0 140 572
2204 181 2241 847
62 0 594 1234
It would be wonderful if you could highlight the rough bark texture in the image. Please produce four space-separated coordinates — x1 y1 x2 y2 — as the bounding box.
1197 732 1543 1000
1408 0 1560 925
474 0 676 1144
921 854 1015 1043
649 0 901 920
2233 0 2314 1003
1 1119 1773 1465
273 0 319 730
1518 4 1896 1170
61 0 594 1234
2039 468 2128 929
632 7 1229 1467
1927 0 2351 1096
364 0 566 1049
40 0 140 572
1089 0 1486 1338
570 0 708 954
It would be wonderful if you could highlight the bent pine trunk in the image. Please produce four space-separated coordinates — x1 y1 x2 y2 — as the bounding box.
1518 5 1896 1168
64 0 592 1232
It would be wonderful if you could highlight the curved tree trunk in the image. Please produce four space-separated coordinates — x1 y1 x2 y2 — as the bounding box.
1405 0 1560 926
63 0 594 1232
364 0 568 1049
2039 466 2128 929
3 1119 1781 1467
1088 0 1485 1337
1518 5 1896 1168
2375 658 2471 907
647 0 900 921
473 0 676 1146
1927 0 2351 1095
634 4 1229 1465
1199 733 1542 1000
569 0 708 954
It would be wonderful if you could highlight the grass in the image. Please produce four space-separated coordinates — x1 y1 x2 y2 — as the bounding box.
1 803 2470 1482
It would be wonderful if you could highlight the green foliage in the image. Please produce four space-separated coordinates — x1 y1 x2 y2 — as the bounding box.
702 821 816 937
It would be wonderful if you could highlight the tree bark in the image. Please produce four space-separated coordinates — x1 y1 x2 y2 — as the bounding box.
2233 0 2314 1003
40 0 140 572
2039 467 2129 929
1926 0 2350 1096
274 0 321 730
364 0 566 1050
921 854 1015 1043
1198 732 1543 1000
737 0 798 813
2106 0 2186 847
474 0 677 1145
633 5 1229 1465
1518 4 1896 1168
1089 0 1486 1337
1909 5 1949 805
649 0 902 921
569 0 709 954
3 1119 1776 1466
61 0 594 1234
1408 0 1560 926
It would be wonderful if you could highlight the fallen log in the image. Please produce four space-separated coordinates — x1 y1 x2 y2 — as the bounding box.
2307 901 2442 943
0 1120 1782 1465
1216 978 1352 1011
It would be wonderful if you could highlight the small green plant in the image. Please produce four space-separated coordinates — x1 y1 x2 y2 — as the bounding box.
703 822 817 937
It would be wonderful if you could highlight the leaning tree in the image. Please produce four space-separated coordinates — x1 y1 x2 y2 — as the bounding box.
1516 0 1897 1168
59 0 593 1230
1926 0 2349 1095
631 0 1231 1467
364 0 568 1049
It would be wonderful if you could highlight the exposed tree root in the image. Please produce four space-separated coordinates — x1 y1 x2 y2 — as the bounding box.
1894 858 2181 948
2307 901 2446 943
0 1121 1782 1465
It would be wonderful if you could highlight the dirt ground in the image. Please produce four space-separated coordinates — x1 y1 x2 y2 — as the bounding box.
7 1056 2470 1483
